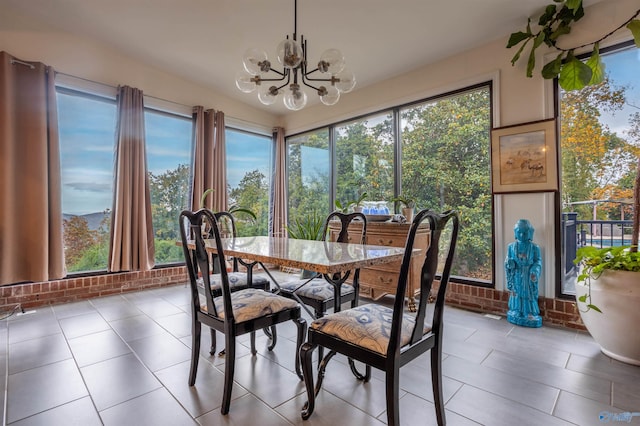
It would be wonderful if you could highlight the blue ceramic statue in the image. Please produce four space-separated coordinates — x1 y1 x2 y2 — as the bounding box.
505 219 542 327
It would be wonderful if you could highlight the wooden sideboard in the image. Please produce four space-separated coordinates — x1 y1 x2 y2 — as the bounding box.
329 220 429 311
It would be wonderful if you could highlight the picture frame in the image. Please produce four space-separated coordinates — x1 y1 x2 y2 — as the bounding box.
491 118 558 193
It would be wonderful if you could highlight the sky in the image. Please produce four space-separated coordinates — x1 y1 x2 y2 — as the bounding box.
58 94 272 215
596 47 640 136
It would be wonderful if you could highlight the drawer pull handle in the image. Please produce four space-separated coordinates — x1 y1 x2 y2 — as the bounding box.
378 239 393 245
378 276 393 284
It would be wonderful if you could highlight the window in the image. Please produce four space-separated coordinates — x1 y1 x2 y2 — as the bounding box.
560 43 639 296
226 128 273 236
400 87 492 281
335 112 395 210
287 129 331 227
57 89 116 273
286 83 493 285
145 109 193 265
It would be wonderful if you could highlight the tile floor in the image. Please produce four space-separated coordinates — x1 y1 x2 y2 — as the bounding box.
1 272 639 426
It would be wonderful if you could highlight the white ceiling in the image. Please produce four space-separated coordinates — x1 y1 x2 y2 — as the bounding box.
3 0 600 115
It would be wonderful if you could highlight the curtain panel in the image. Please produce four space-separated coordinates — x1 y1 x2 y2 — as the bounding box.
0 51 65 285
108 86 155 272
191 108 227 212
269 127 288 237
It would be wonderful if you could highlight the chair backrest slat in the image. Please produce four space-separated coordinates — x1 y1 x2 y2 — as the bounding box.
180 208 236 322
388 209 459 355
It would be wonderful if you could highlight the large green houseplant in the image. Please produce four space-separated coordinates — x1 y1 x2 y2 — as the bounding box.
510 0 640 365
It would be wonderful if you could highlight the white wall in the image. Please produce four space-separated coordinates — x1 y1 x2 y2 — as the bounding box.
1 0 637 296
0 5 279 128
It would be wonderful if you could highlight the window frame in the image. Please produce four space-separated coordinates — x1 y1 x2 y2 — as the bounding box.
286 81 495 287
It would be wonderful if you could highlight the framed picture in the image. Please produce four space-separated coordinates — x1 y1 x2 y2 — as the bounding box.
491 118 558 193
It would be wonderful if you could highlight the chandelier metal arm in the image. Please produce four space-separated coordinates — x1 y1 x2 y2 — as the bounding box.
236 0 354 109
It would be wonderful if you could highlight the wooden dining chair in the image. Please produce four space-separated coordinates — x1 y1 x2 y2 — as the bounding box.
278 211 367 318
196 210 274 354
179 209 307 415
300 209 459 426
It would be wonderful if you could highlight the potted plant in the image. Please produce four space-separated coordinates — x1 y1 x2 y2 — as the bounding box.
285 211 325 278
391 195 416 222
334 192 368 213
509 0 640 365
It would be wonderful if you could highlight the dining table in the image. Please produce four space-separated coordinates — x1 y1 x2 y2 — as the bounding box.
181 236 410 318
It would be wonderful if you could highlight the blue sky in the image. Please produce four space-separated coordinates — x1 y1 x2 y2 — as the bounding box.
597 47 640 136
58 93 272 215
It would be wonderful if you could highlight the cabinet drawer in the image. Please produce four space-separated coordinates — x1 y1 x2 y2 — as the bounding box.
359 268 397 291
365 233 406 248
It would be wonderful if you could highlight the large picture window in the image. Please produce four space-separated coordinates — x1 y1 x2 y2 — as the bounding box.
226 128 273 236
57 89 116 273
335 112 395 210
286 84 492 285
287 129 331 227
145 109 192 265
560 43 640 296
400 87 492 281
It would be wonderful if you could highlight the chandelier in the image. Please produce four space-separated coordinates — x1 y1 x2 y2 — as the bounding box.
235 0 356 111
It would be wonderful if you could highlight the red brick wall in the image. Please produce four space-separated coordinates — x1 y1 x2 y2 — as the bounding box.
443 281 586 330
1 269 585 331
0 267 187 311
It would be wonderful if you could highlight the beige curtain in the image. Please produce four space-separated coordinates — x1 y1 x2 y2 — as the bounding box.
212 111 228 212
108 86 155 272
269 127 288 237
0 52 65 285
191 108 227 212
191 107 215 210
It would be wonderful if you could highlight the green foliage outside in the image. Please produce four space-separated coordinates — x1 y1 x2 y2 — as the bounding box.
401 90 492 279
287 88 492 281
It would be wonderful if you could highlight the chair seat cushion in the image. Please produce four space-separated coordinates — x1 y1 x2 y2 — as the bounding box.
310 303 432 355
207 288 299 323
279 278 354 302
197 272 269 292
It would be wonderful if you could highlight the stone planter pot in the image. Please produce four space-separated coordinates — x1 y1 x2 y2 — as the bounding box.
402 207 414 222
575 269 640 365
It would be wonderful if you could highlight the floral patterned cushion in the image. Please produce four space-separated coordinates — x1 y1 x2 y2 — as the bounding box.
205 288 299 323
279 278 354 301
310 304 432 355
197 272 269 292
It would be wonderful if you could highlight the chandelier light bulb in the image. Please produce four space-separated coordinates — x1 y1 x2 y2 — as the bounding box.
319 85 340 106
258 86 279 105
277 39 303 69
333 69 356 93
243 48 269 75
318 49 345 74
235 71 257 93
283 84 307 110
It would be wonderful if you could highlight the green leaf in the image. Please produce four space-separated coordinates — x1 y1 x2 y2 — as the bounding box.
566 0 582 12
578 294 587 303
510 38 529 66
525 32 544 78
527 44 536 78
538 5 557 26
507 31 531 48
550 21 571 40
628 20 640 48
558 57 592 90
541 53 564 79
587 304 603 314
585 44 605 85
